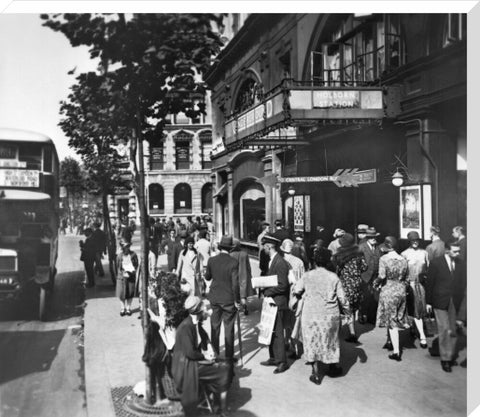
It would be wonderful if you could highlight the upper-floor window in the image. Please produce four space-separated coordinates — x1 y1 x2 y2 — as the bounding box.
165 112 206 125
443 14 466 46
174 130 193 170
233 77 261 114
199 131 212 170
150 145 164 170
313 15 405 86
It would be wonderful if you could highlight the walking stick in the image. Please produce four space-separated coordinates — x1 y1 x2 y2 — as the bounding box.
236 310 244 367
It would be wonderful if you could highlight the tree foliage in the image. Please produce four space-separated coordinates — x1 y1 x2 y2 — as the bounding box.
59 156 84 194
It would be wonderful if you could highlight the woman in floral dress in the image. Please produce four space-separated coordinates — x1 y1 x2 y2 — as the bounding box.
294 248 351 385
374 236 409 361
332 233 368 343
401 231 429 348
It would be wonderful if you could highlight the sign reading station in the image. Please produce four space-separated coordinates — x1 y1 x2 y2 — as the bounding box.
0 169 40 187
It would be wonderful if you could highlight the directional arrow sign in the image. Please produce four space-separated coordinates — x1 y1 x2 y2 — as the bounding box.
276 168 375 188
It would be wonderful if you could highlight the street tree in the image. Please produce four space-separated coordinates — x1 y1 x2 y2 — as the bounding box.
41 12 224 405
58 71 131 265
59 156 85 232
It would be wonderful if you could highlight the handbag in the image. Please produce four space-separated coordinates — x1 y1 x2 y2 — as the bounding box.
423 311 438 337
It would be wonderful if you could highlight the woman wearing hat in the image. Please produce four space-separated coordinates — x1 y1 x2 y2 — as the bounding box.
293 247 350 384
176 236 203 296
172 296 232 417
332 233 368 343
374 236 409 361
401 231 429 348
116 241 139 316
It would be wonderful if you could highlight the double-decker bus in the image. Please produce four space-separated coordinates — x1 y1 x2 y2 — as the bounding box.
0 128 59 320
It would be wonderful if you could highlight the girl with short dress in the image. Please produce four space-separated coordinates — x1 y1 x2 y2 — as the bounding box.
374 236 409 361
116 241 139 316
401 231 429 348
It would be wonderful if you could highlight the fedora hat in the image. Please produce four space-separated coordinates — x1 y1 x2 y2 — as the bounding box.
218 235 234 251
365 227 380 238
339 233 355 248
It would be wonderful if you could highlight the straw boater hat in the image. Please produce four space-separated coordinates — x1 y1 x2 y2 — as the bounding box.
356 224 369 234
262 233 282 246
218 235 234 251
184 295 203 315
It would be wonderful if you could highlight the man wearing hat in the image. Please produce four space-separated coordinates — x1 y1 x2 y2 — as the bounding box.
259 233 291 374
425 241 466 373
358 227 382 324
257 221 271 277
328 228 346 256
172 296 232 416
356 224 369 245
204 235 240 363
426 225 445 262
274 219 291 242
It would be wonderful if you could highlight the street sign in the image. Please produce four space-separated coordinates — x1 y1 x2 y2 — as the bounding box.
274 168 377 188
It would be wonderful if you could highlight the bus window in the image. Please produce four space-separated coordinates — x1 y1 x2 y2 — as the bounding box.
43 148 53 173
18 143 42 170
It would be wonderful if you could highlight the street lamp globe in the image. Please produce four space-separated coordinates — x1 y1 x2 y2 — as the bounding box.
392 171 404 187
288 186 296 196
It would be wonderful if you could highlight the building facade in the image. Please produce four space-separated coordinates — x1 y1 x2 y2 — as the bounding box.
205 13 466 249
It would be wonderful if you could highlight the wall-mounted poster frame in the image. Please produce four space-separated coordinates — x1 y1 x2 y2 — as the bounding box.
399 184 432 239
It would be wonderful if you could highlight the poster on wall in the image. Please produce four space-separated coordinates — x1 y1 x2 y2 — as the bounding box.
399 184 432 239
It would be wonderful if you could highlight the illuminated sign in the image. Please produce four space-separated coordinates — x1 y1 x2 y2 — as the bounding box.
0 169 40 187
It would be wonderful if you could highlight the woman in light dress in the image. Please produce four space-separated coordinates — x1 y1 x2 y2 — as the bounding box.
293 247 350 385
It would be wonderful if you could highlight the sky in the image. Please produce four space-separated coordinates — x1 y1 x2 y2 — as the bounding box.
0 14 97 160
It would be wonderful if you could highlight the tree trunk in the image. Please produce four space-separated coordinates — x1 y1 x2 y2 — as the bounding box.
132 117 153 405
102 192 116 267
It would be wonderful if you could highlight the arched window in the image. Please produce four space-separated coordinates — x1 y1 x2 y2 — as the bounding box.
233 77 261 114
202 183 213 214
148 184 164 213
174 183 192 214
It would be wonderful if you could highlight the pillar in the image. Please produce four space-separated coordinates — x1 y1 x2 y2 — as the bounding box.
261 154 273 226
227 168 234 236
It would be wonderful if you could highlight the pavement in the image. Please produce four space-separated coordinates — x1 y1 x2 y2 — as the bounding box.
83 234 467 417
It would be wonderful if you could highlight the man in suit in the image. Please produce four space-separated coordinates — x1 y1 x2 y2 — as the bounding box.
91 222 107 277
358 227 381 324
204 235 240 363
426 240 466 372
426 225 445 262
259 233 290 374
452 226 466 262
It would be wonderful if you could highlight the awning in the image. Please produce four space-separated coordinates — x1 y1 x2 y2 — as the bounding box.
213 183 228 199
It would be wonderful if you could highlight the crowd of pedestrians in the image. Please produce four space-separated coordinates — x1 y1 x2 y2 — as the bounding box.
80 214 467 416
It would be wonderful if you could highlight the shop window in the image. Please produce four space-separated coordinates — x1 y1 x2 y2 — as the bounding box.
199 131 212 169
201 183 213 214
174 183 192 214
149 184 164 213
240 188 265 241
